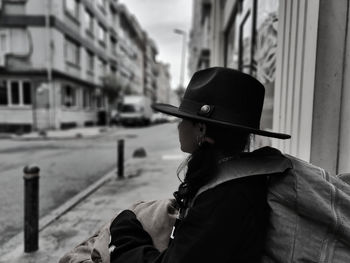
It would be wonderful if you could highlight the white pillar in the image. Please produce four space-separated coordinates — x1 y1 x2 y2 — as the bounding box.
310 0 349 174
337 5 350 174
272 0 320 161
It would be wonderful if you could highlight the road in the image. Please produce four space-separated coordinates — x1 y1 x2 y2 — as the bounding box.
0 122 181 246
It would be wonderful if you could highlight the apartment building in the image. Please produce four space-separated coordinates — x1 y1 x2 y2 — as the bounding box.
115 4 145 95
0 0 166 132
143 35 159 102
189 0 350 175
155 62 171 104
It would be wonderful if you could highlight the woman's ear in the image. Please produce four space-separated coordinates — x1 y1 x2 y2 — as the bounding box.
197 123 207 135
195 122 215 145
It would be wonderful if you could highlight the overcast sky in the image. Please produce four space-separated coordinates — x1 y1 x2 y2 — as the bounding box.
118 0 193 89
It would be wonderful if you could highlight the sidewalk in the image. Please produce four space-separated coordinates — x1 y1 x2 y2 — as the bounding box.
0 147 185 263
10 126 112 141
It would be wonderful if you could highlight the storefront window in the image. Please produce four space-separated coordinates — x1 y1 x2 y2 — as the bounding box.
224 0 278 129
254 0 279 84
0 80 8 105
239 5 253 74
0 80 31 106
10 81 20 105
22 81 32 105
62 85 76 107
254 0 279 129
225 24 237 68
225 0 254 72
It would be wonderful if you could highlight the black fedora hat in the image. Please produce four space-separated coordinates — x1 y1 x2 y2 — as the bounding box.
152 67 290 139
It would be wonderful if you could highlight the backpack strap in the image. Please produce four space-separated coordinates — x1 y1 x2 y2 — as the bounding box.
189 147 292 208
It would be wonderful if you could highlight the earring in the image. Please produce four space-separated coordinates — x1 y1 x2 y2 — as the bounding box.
196 134 204 146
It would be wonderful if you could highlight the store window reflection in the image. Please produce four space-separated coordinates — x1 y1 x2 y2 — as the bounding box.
239 3 253 74
224 0 279 131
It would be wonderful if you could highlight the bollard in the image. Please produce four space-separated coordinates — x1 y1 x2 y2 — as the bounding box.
23 165 40 253
117 139 124 179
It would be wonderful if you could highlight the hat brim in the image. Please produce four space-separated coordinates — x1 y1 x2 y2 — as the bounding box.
152 103 291 140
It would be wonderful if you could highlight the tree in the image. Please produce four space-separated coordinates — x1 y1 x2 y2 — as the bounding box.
123 85 134 95
102 75 123 104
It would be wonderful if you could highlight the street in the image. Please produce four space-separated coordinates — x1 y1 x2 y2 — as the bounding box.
0 122 181 247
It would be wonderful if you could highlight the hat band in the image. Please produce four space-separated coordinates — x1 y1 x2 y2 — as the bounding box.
179 99 259 129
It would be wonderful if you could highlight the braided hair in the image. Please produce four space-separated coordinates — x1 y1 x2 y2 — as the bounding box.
174 121 251 209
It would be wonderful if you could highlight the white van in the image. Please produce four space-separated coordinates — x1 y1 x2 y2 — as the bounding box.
119 95 152 126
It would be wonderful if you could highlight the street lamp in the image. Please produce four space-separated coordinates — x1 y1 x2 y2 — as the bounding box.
174 28 187 89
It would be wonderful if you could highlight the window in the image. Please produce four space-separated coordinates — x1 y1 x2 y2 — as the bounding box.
254 0 279 130
111 37 117 55
87 50 94 72
84 9 94 34
110 66 117 75
97 58 107 77
224 0 278 129
10 81 20 105
0 80 31 106
22 81 32 105
102 61 107 76
65 38 80 66
62 85 76 107
97 23 107 44
101 61 107 76
0 33 7 53
97 0 107 11
111 9 118 25
239 9 253 74
0 80 8 105
65 0 79 17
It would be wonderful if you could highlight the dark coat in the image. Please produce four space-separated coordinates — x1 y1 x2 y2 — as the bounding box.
110 171 268 262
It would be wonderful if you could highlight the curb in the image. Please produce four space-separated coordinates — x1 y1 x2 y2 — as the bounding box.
12 133 105 141
12 130 112 141
9 127 120 141
0 162 128 255
0 134 13 139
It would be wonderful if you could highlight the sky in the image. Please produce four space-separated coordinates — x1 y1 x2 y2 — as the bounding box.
118 0 193 89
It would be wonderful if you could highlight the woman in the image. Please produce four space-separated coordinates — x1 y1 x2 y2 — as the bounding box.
109 67 290 262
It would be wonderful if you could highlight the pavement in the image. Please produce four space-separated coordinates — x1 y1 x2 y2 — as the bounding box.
0 126 186 262
8 126 111 141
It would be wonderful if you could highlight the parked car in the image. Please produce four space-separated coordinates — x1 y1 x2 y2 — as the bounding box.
151 112 168 124
119 95 152 126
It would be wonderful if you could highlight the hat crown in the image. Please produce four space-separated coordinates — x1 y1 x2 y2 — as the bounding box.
181 67 265 129
151 67 290 139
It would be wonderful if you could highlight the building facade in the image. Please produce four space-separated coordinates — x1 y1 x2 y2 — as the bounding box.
155 62 171 104
189 0 350 175
0 0 165 132
143 35 159 102
115 4 145 96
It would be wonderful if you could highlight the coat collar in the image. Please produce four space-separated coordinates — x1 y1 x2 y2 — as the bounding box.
218 146 292 179
194 147 292 200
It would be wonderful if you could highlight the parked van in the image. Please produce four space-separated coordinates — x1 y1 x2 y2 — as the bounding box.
119 95 152 126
